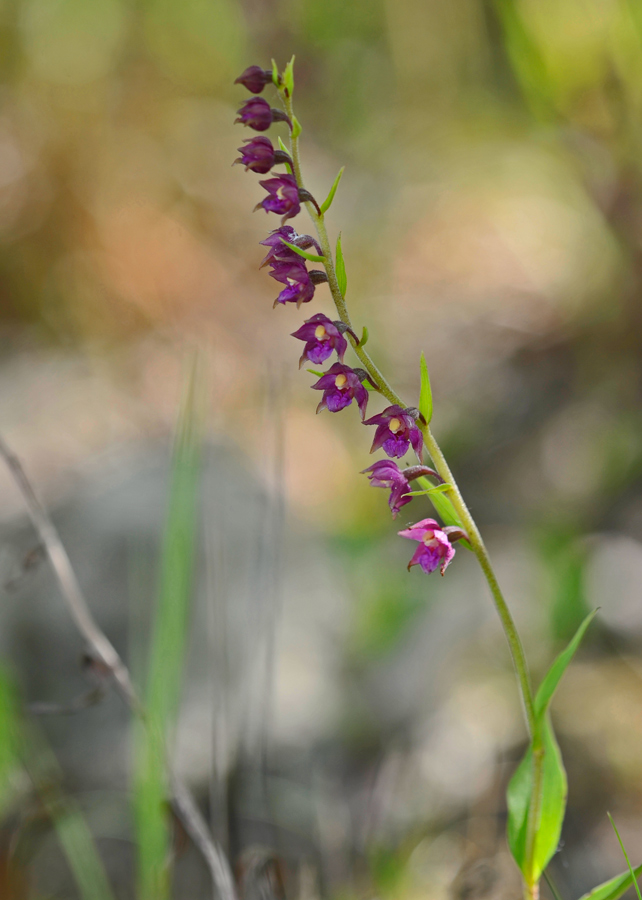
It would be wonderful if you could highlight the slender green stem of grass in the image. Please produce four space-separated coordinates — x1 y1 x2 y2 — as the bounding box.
282 89 537 739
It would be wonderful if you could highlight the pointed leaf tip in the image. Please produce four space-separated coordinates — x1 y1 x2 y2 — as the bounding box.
281 240 325 263
578 863 642 900
419 352 433 425
283 56 295 96
534 609 598 721
320 166 345 214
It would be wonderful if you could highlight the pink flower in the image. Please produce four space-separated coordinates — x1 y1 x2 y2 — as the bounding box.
398 518 466 575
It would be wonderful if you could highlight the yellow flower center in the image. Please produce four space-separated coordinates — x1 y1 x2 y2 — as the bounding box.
335 373 348 388
314 325 327 340
389 417 402 433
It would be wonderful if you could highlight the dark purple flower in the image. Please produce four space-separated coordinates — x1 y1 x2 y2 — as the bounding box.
312 363 369 418
234 65 273 94
235 137 292 174
363 405 423 459
361 460 412 518
270 260 316 307
256 174 301 220
291 314 347 367
235 97 291 132
259 226 322 268
398 518 466 575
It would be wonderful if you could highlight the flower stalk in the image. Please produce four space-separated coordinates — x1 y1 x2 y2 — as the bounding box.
280 86 537 738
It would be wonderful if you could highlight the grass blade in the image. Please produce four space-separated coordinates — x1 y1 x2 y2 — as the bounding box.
608 814 642 900
578 864 642 900
134 358 204 900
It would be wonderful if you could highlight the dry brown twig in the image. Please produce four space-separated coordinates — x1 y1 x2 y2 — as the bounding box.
0 434 237 900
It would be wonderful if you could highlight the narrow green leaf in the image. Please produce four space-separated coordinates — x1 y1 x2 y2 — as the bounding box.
135 358 203 900
271 58 280 88
578 864 642 900
534 610 597 721
283 55 295 95
414 475 472 551
507 717 567 883
419 352 433 425
608 814 642 900
292 116 302 139
404 484 452 497
306 368 324 377
281 240 325 263
360 326 369 347
335 233 347 296
320 166 345 214
53 804 117 900
277 135 293 173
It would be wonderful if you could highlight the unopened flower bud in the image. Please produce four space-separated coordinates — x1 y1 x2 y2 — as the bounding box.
234 66 273 94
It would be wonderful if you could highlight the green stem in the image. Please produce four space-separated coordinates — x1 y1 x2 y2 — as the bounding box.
281 89 537 738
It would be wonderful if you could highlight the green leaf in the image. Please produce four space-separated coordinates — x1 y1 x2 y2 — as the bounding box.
292 116 302 139
320 166 345 215
335 233 347 296
419 351 433 425
404 484 452 497
306 368 324 377
360 326 369 347
415 475 472 551
608 814 642 900
135 357 203 900
578 864 642 900
534 610 597 721
281 240 325 263
271 58 280 88
507 716 567 884
283 55 295 95
277 136 293 173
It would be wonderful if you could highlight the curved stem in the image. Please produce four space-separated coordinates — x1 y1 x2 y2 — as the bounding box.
281 90 536 737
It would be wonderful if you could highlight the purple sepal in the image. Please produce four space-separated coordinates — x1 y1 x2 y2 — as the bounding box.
259 227 323 267
235 97 274 131
235 136 276 174
361 460 413 518
291 313 348 367
256 174 301 221
363 405 424 459
312 363 369 419
398 518 457 575
234 66 273 94
269 260 316 307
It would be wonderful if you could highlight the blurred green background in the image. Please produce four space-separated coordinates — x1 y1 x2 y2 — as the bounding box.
2 0 642 898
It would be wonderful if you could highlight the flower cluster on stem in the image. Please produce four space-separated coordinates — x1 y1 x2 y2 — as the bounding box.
233 59 536 740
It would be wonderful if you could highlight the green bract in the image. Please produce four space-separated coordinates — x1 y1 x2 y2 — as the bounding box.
320 167 345 214
281 240 325 263
283 55 295 96
419 352 433 425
